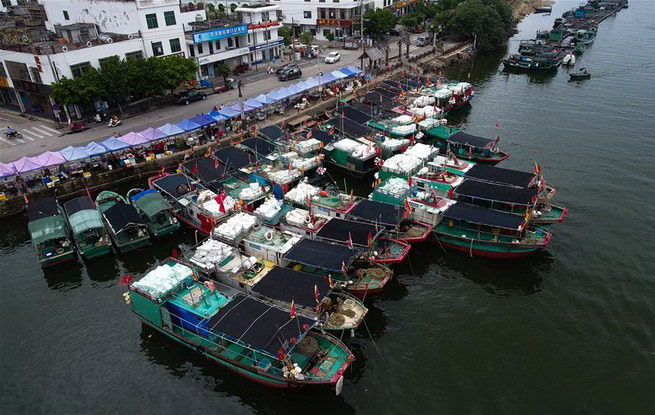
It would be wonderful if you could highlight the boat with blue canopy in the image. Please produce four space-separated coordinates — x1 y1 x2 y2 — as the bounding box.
127 188 180 238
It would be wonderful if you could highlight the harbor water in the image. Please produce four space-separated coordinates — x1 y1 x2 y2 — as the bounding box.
2 1 654 413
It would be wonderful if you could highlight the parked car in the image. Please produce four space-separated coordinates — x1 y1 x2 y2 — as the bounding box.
232 63 249 75
324 52 341 64
416 35 431 47
174 90 207 105
275 63 299 75
277 66 302 81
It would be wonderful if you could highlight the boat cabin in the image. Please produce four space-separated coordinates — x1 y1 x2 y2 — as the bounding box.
63 196 111 259
27 198 75 267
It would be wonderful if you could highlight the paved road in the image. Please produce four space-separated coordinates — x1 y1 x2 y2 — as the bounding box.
0 34 430 163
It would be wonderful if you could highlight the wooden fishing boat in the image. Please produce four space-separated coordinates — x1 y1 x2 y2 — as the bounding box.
323 137 379 178
428 155 476 176
502 53 561 72
149 173 236 235
128 258 354 391
569 68 592 81
219 175 269 212
423 125 509 165
283 238 393 298
96 190 151 253
63 196 112 259
347 199 432 243
408 198 551 258
27 198 75 267
127 188 180 238
284 182 359 218
370 177 411 206
277 207 329 237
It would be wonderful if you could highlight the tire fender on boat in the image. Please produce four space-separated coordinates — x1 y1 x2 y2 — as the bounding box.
264 230 274 241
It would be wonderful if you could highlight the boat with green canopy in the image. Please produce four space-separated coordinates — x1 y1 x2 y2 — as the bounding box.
27 198 75 267
128 258 354 391
127 188 180 238
63 196 112 259
96 190 151 253
423 125 509 165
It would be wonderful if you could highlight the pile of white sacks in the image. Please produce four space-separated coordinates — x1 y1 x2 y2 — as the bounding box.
381 137 410 152
189 239 234 272
239 183 266 201
198 190 236 217
285 182 319 204
285 208 320 229
382 154 422 175
333 139 376 160
132 263 193 301
404 143 437 161
377 177 410 199
213 212 257 241
295 138 321 154
254 197 283 221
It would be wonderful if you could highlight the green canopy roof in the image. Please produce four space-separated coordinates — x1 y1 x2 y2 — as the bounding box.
133 192 172 217
28 216 68 245
68 209 104 235
426 125 459 140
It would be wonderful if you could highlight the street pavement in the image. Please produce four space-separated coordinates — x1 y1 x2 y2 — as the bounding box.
0 33 430 163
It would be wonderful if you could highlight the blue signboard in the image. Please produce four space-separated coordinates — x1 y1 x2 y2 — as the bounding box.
249 39 284 51
193 24 248 44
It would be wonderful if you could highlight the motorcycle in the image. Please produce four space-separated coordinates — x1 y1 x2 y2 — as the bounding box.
70 121 88 133
107 118 122 128
4 131 23 140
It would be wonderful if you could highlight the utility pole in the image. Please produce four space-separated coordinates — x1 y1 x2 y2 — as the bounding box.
291 17 296 62
360 0 365 77
237 78 245 121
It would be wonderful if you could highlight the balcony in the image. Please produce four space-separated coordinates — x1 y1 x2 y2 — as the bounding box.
179 2 206 13
0 32 142 55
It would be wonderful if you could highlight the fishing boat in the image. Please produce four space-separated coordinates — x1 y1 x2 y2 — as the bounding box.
347 199 432 243
312 217 411 264
423 125 509 164
219 175 269 212
127 188 180 238
277 207 329 237
323 137 379 178
562 53 576 66
27 198 75 267
240 225 302 266
569 68 592 81
418 81 474 113
502 53 561 72
428 155 476 176
283 238 393 298
285 181 359 218
128 258 354 391
95 191 151 253
534 5 552 13
253 197 294 226
370 177 411 206
408 198 551 258
63 196 112 259
576 29 596 45
149 173 236 235
249 266 368 333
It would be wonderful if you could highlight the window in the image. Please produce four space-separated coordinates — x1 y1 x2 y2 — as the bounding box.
189 46 195 57
169 38 181 53
319 0 325 2
152 41 164 56
208 41 213 54
70 62 91 78
146 13 158 29
227 37 234 48
333 0 339 3
215 40 221 50
63 10 69 20
320 10 326 18
197 43 203 54
304 11 312 18
98 57 115 68
125 51 143 60
30 67 42 84
164 11 176 26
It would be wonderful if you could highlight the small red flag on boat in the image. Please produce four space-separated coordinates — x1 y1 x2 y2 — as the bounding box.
405 198 412 213
341 261 347 274
448 186 455 199
214 157 219 169
496 121 500 129
367 232 373 247
120 274 133 285
328 275 334 288
86 186 94 207
215 193 226 214
290 300 297 319
307 130 313 139
193 162 198 176
314 285 320 305
329 126 335 134
347 232 353 249
171 248 179 259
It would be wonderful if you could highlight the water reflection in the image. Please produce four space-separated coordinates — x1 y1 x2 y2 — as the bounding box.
138 325 356 414
42 259 84 290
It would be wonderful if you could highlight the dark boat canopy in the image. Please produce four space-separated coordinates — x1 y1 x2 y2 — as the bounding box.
448 131 494 148
363 92 397 109
283 238 360 272
347 102 392 119
214 147 252 170
152 174 196 198
253 266 331 309
372 87 399 99
347 200 402 227
63 196 95 216
316 218 379 246
444 202 525 230
326 116 371 138
455 180 537 206
337 106 373 125
241 137 276 157
465 164 535 188
28 197 59 221
103 203 145 233
259 125 284 141
305 129 336 145
184 157 231 184
206 293 316 356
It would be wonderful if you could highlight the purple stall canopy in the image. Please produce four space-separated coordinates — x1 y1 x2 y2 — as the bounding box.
254 93 277 105
35 151 66 168
229 101 257 113
13 156 43 173
139 127 167 141
158 123 185 136
119 131 150 146
0 162 17 178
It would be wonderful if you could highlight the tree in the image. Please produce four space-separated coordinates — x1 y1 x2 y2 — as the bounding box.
215 62 231 84
299 32 313 45
98 55 128 113
446 0 513 52
400 12 426 31
278 26 292 46
364 8 398 41
50 69 102 113
156 55 198 92
325 32 335 42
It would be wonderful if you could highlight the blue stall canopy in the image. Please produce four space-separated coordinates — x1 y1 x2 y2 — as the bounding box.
318 72 337 84
229 101 257 113
158 123 186 136
83 142 107 156
217 106 241 118
190 114 216 127
60 145 90 161
243 98 264 109
175 118 202 132
100 137 131 151
265 89 288 101
254 93 277 105
331 70 348 79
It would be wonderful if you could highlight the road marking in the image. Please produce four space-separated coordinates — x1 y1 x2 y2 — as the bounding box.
38 125 60 134
31 127 53 136
15 138 26 144
0 137 15 145
24 129 44 139
22 134 36 141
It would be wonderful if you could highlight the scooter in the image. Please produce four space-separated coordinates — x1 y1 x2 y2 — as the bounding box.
4 131 23 140
107 118 122 128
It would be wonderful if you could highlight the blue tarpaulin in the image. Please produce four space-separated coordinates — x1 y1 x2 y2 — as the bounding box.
229 101 257 113
265 89 288 101
175 119 202 132
208 110 228 122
